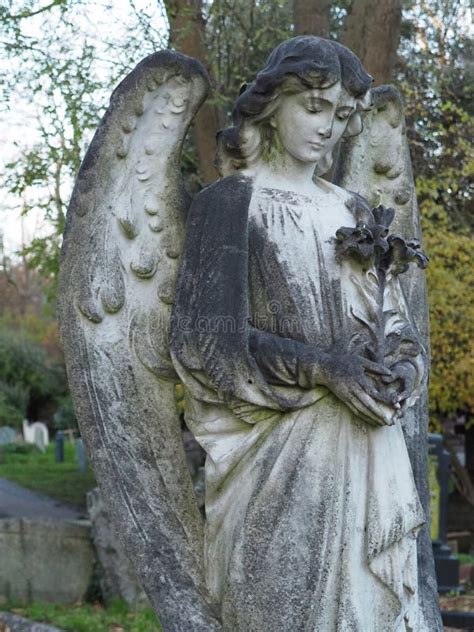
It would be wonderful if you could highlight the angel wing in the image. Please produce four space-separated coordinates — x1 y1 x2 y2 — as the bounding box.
334 85 443 631
58 51 222 631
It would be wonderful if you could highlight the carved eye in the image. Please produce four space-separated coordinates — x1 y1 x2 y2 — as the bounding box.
302 97 324 114
337 109 353 121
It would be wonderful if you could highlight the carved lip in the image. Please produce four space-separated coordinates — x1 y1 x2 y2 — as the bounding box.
308 141 325 149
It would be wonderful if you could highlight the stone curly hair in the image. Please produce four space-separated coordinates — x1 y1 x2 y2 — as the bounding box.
216 36 373 177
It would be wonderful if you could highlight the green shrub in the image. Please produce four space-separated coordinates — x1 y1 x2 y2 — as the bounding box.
0 328 68 428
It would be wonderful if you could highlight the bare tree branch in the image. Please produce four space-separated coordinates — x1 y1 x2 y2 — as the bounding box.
7 0 68 21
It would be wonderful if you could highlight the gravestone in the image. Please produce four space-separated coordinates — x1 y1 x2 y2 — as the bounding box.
86 488 149 609
429 433 460 592
0 519 94 605
54 431 64 463
0 427 16 446
34 426 46 453
23 421 49 447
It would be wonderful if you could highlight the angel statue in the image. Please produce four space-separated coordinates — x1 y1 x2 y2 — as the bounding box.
58 38 442 631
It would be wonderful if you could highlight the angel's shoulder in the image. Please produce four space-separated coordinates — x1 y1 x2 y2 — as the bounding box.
315 178 357 205
316 178 373 223
186 174 254 234
193 174 253 207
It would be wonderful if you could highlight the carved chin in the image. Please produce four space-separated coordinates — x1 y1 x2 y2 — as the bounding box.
315 150 334 176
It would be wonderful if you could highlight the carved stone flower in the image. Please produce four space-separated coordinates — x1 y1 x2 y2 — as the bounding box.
336 204 393 263
371 205 395 231
336 223 377 261
336 204 428 275
386 236 429 275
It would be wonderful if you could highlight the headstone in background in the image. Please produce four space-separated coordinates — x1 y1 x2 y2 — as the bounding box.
54 431 64 463
429 433 460 592
0 427 16 446
75 438 88 473
87 488 149 609
34 426 46 453
23 421 49 447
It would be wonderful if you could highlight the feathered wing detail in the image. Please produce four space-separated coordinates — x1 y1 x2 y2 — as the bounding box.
334 85 443 631
58 51 222 631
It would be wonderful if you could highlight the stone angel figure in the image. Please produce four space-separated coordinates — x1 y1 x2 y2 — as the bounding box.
58 38 442 631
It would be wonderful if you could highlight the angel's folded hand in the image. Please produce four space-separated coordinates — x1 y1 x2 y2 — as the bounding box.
317 351 396 426
381 361 417 405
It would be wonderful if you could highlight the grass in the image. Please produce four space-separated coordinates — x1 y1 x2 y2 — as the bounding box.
3 601 161 632
0 441 96 506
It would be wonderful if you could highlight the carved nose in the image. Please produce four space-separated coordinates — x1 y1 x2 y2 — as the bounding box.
319 125 332 139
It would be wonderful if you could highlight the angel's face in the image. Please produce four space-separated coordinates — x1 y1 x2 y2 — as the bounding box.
270 81 356 166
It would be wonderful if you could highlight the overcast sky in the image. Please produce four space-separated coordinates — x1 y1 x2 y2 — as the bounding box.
1 0 167 257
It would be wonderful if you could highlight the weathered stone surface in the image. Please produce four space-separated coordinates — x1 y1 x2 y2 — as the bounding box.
87 488 149 609
0 612 64 632
58 51 221 631
59 36 441 631
0 519 94 605
335 85 443 631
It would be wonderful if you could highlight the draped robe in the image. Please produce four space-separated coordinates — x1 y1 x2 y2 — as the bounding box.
170 174 428 631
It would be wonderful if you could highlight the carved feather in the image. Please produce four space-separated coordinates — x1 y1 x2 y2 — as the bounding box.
58 51 221 630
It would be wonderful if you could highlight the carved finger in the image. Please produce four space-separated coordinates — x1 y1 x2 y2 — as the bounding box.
354 389 394 426
349 390 388 426
351 402 385 427
380 373 398 384
393 389 410 404
344 398 383 427
331 386 377 423
359 358 393 378
359 377 393 405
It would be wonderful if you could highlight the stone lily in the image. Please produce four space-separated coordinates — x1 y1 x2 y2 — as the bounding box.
336 203 428 276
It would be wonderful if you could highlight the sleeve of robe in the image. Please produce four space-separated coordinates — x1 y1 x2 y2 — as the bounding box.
170 174 331 418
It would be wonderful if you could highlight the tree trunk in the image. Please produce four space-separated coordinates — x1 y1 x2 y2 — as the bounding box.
342 0 402 85
293 0 331 37
164 0 219 183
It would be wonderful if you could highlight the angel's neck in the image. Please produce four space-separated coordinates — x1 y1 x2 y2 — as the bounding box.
248 156 321 197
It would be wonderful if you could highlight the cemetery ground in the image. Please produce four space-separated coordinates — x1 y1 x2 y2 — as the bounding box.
0 441 94 507
2 601 160 631
1 439 474 631
0 440 163 631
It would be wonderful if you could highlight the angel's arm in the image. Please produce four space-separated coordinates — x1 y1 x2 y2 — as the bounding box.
171 175 325 412
171 179 393 426
247 327 327 388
